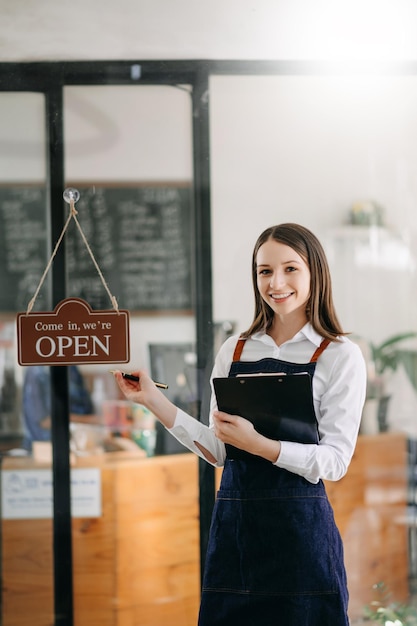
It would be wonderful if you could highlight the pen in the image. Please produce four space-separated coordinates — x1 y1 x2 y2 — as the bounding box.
110 370 169 389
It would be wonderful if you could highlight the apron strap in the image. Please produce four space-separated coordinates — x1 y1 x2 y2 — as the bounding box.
232 337 246 362
232 336 331 363
310 338 331 363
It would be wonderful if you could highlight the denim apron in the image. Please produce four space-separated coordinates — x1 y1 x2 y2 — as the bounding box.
198 338 350 626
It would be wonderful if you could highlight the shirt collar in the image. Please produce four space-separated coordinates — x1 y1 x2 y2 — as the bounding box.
299 323 323 347
251 322 323 348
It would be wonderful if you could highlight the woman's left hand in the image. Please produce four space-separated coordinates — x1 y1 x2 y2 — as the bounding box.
212 411 260 454
212 410 281 462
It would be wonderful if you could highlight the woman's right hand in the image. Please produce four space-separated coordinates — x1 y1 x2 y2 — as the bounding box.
112 369 177 429
113 369 155 404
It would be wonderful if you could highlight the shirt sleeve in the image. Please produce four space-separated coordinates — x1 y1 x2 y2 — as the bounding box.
274 339 367 484
166 336 238 466
167 408 226 466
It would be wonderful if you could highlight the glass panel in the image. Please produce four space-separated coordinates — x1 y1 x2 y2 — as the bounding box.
210 74 417 624
0 92 54 625
63 85 200 625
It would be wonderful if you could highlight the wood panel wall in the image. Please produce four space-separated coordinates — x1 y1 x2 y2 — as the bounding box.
326 432 409 618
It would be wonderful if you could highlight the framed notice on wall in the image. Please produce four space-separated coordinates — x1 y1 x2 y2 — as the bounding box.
0 182 193 314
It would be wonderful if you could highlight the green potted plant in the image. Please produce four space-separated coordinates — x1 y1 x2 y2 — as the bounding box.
362 582 417 625
370 332 417 390
359 332 417 433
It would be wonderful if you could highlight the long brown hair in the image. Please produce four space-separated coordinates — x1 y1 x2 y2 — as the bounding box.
241 223 345 341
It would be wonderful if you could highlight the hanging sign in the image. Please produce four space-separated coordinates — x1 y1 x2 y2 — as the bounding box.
17 297 130 365
16 188 131 365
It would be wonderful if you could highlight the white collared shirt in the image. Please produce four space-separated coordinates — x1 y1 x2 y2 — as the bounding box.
168 323 367 484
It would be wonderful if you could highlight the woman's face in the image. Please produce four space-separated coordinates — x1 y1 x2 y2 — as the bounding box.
256 239 311 321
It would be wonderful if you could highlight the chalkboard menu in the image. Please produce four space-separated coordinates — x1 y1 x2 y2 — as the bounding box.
0 186 49 312
0 184 193 313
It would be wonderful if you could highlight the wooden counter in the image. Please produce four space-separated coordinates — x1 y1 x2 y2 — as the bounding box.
1 432 409 625
2 451 201 626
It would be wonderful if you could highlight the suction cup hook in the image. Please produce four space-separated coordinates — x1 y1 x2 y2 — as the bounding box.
63 188 80 204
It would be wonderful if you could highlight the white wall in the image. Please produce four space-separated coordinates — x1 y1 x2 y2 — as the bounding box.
64 86 193 182
209 74 417 341
1 0 417 62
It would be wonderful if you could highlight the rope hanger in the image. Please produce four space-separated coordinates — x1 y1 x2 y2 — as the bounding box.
26 187 119 315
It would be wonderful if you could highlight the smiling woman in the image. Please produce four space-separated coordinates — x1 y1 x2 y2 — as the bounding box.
115 221 367 625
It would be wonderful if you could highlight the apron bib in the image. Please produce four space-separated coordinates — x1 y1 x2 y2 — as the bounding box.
198 339 350 626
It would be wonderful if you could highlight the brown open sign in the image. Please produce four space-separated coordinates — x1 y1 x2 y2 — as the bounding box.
17 298 130 366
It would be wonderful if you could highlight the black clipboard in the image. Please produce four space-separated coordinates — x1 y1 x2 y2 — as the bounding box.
213 374 318 460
